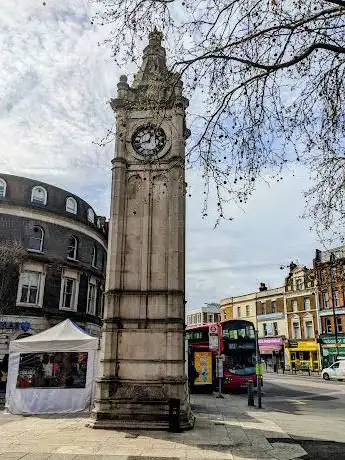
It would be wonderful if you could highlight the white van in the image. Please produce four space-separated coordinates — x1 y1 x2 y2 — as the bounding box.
322 359 345 381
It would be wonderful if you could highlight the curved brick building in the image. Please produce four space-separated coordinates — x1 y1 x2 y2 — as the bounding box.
0 173 107 367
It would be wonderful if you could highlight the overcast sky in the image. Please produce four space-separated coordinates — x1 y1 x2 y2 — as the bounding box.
0 0 322 309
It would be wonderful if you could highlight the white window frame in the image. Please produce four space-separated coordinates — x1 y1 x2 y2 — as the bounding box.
59 269 79 312
303 298 311 311
66 196 77 214
87 208 95 224
87 277 97 315
326 318 332 334
263 323 268 336
273 321 278 336
332 289 339 307
246 305 250 317
292 316 301 339
303 312 314 338
28 226 44 253
67 236 78 260
91 245 97 268
16 262 46 308
323 291 329 309
31 186 47 205
0 178 7 198
296 278 303 290
336 317 343 333
292 300 298 312
237 306 241 318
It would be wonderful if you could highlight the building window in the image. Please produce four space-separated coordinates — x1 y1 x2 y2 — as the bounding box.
261 302 266 314
18 271 40 305
331 267 337 281
303 298 311 311
246 305 250 317
263 323 268 336
67 236 78 260
271 301 277 313
296 278 303 290
305 320 314 338
273 322 278 335
293 321 301 339
87 278 97 315
332 289 339 307
66 197 77 214
0 178 7 198
28 226 44 252
336 317 343 333
87 208 95 224
237 306 241 318
292 300 298 312
323 291 329 309
207 314 214 323
91 245 97 268
60 278 77 310
326 318 332 334
31 186 47 205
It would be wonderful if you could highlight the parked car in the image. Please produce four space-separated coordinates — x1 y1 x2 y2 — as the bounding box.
322 359 345 381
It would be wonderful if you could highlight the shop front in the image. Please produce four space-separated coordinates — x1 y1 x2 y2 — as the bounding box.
318 334 345 369
258 337 284 371
286 339 320 371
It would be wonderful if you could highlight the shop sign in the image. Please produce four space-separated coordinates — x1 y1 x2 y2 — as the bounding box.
319 335 345 346
287 340 317 349
321 347 345 357
257 312 285 321
0 321 31 332
259 337 283 353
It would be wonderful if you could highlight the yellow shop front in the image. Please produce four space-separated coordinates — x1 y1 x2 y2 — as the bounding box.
286 339 320 371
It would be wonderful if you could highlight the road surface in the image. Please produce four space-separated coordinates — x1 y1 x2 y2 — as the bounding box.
253 373 345 459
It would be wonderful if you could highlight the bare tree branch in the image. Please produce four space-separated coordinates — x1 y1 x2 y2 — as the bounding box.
93 0 345 237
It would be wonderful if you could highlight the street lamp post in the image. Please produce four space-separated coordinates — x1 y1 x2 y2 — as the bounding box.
330 253 339 361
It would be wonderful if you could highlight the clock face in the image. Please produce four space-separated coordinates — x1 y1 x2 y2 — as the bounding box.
131 123 166 157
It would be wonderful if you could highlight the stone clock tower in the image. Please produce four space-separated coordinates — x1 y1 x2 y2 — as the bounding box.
91 30 194 430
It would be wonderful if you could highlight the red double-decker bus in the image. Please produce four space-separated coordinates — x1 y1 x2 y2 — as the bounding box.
186 319 257 392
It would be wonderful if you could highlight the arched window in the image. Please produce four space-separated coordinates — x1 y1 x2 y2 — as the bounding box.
31 186 47 205
91 245 97 268
66 197 77 214
67 236 78 260
87 208 95 224
0 178 7 198
28 226 44 252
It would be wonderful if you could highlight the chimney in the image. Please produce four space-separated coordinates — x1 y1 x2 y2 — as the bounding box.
259 282 267 292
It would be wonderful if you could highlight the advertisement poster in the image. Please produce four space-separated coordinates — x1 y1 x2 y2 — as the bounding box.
194 351 212 385
16 352 88 389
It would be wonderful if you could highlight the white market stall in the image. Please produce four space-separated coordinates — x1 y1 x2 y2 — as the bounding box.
5 319 99 415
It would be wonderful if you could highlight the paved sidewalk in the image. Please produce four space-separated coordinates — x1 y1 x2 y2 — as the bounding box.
0 394 307 460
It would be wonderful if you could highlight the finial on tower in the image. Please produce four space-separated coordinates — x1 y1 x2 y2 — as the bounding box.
148 27 163 47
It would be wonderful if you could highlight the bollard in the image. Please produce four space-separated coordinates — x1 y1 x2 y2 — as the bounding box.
168 398 181 432
247 380 254 407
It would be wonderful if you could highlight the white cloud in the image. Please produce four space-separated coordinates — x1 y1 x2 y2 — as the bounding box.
0 1 320 309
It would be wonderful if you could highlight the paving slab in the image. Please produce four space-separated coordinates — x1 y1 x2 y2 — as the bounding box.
0 393 310 460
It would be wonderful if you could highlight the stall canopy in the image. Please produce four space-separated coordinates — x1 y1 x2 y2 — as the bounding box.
5 319 99 415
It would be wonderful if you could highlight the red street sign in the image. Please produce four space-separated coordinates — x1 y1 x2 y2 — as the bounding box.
209 324 218 334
